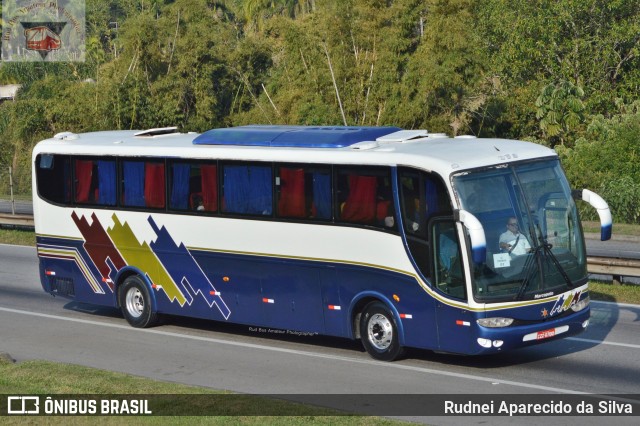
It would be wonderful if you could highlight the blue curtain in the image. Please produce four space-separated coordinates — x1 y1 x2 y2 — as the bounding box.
224 165 272 215
425 178 439 216
248 166 272 215
123 161 145 207
97 161 116 206
224 166 250 213
170 163 191 210
313 172 331 219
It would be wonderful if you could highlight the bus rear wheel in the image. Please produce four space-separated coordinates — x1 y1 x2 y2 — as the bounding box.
359 302 404 361
118 275 158 328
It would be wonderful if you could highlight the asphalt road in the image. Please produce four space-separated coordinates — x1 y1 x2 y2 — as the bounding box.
0 199 33 216
585 234 640 260
0 244 638 424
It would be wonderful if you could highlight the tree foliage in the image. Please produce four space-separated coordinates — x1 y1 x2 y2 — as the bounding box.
1 0 640 224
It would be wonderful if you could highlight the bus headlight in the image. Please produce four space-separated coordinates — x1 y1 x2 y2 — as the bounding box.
571 296 590 312
477 317 514 328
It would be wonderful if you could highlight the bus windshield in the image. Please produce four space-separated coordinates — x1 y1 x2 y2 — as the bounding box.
453 159 587 303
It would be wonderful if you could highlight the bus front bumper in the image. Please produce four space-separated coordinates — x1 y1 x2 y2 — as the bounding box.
472 307 590 354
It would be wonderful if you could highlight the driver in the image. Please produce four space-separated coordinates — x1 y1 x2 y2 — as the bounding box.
499 217 532 256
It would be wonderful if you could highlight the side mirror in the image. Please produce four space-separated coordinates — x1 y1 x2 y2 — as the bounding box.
572 189 612 241
456 209 486 264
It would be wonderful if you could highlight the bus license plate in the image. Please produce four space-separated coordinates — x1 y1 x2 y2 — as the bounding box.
523 325 569 342
536 328 555 340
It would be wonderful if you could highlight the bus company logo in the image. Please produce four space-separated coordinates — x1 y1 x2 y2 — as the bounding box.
7 396 40 414
549 289 583 317
2 0 85 62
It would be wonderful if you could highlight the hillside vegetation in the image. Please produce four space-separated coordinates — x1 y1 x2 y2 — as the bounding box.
1 0 640 223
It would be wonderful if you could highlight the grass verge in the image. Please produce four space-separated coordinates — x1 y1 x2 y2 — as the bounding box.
582 221 640 237
587 281 640 305
0 358 401 424
0 227 35 246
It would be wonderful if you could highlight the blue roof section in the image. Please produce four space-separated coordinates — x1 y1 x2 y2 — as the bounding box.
192 125 403 148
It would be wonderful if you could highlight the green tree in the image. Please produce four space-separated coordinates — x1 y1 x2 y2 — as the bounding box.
234 0 426 127
535 80 585 145
243 0 314 31
477 0 640 142
397 0 490 135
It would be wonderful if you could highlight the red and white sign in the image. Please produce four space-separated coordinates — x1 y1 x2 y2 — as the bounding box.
523 325 569 342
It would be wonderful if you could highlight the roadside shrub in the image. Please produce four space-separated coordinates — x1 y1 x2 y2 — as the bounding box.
577 176 640 224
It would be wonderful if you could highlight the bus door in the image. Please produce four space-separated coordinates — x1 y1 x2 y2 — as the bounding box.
431 219 472 354
398 168 457 350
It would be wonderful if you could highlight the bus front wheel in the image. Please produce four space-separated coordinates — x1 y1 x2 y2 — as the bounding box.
118 276 158 328
359 302 404 361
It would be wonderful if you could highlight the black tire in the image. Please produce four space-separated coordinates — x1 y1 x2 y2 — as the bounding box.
118 275 158 328
359 301 405 361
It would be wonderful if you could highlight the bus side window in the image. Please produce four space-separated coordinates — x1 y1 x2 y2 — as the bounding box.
399 169 452 237
335 166 395 230
398 167 454 280
121 159 165 209
275 165 331 221
222 163 272 216
170 161 218 212
36 154 71 205
74 159 116 206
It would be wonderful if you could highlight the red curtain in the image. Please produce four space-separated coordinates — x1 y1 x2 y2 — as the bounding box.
342 175 377 223
74 160 93 203
145 163 165 208
201 165 218 212
376 200 391 221
278 168 305 217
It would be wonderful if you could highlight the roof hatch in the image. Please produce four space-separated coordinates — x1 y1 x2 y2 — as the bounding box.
192 125 402 148
376 129 428 143
134 127 178 137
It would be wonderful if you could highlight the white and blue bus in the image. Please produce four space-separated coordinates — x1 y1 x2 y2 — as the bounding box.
32 125 612 360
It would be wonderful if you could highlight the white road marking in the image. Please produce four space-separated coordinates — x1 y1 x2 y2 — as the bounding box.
591 300 640 309
566 337 640 349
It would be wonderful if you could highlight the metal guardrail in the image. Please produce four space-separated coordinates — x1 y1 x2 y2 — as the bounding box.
587 256 640 284
0 213 34 228
1 213 638 283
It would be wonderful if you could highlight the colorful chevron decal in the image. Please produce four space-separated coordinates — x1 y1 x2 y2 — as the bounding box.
106 214 189 306
147 218 231 318
38 244 105 294
72 211 125 290
69 212 231 319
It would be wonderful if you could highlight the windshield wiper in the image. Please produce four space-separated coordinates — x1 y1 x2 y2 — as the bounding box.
514 225 574 300
535 224 575 289
514 241 542 300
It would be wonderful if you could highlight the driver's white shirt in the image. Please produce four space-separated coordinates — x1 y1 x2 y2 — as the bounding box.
499 231 531 256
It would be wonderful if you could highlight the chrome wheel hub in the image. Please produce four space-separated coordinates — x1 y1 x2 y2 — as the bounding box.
367 313 393 350
125 288 144 318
